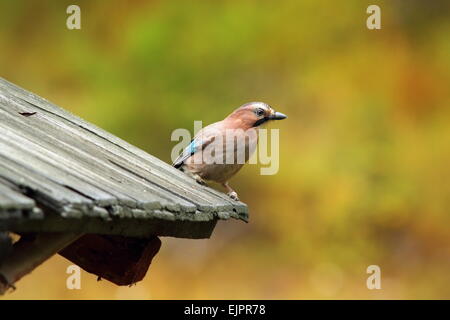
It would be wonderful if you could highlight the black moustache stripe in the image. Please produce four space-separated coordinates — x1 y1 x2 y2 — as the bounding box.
253 117 269 127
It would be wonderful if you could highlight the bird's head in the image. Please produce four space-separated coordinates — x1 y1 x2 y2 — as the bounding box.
227 102 287 129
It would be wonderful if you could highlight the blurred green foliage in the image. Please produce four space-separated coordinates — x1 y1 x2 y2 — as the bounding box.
1 0 449 299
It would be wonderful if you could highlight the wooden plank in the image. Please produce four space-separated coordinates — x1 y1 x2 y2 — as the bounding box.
0 77 248 231
0 99 198 214
0 121 161 210
0 183 35 210
0 156 93 212
0 232 83 294
0 212 218 239
0 140 115 206
0 88 245 218
0 138 119 208
0 78 248 218
0 91 229 212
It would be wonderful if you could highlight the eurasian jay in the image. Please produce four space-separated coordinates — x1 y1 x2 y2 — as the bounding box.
173 102 287 201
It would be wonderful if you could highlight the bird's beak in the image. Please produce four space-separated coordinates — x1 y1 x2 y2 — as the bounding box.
269 111 287 120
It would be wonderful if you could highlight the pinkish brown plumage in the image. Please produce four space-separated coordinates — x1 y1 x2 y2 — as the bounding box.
173 102 287 201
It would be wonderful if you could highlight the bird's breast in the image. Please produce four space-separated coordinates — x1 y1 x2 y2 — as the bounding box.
184 128 258 183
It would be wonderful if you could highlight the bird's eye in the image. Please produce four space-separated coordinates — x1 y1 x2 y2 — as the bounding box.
255 108 265 117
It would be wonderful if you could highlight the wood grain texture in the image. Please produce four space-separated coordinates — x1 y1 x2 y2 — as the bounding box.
0 77 248 239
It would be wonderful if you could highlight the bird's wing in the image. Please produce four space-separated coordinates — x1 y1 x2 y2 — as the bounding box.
173 133 216 168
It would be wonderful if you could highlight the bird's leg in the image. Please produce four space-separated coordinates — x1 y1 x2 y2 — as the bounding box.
189 172 206 185
194 174 206 186
222 182 239 201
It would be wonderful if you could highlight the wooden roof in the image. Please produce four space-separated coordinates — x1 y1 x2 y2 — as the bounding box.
0 77 248 239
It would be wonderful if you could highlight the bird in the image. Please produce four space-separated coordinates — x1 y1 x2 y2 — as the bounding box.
173 102 287 201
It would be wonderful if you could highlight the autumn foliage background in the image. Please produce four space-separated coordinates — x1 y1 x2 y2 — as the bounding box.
1 0 449 299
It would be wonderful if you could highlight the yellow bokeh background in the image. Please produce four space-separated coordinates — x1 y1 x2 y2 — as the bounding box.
1 0 449 299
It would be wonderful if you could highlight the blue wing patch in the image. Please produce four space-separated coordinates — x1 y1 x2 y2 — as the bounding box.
173 135 215 168
173 138 199 168
188 140 197 154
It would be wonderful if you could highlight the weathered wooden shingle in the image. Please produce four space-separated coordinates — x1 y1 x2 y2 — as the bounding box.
0 77 248 239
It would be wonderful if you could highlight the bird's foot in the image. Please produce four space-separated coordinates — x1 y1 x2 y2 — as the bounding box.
195 176 206 186
183 168 206 185
227 191 239 201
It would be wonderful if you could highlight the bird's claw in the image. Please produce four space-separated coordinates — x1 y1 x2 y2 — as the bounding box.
227 191 239 201
195 178 206 186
